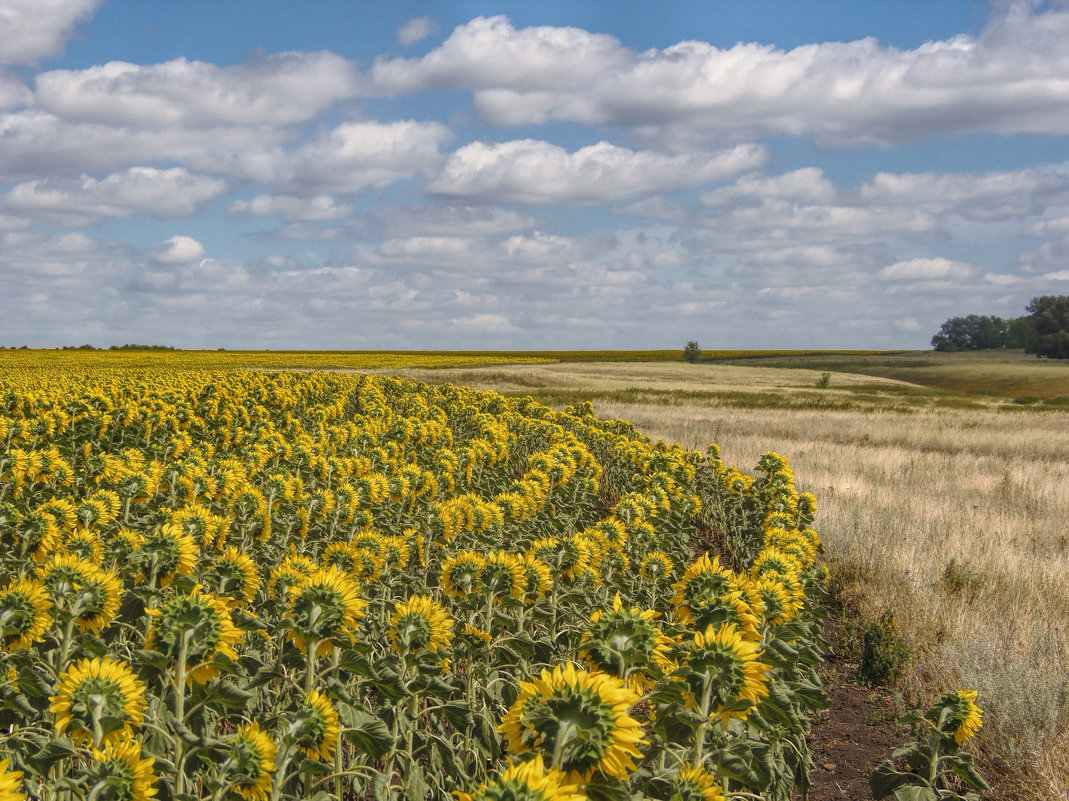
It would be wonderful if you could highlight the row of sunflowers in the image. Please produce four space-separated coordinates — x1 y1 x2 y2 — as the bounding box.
0 359 834 801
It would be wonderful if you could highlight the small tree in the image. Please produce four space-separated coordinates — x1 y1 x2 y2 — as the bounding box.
1025 295 1069 359
682 341 701 363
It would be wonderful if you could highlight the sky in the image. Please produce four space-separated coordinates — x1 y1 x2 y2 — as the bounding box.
2 1 1069 350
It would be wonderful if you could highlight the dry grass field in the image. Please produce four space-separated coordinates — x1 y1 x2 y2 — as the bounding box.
396 354 1069 800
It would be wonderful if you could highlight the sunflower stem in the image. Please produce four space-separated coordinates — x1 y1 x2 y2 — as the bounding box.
174 629 190 796
306 639 318 695
693 673 714 766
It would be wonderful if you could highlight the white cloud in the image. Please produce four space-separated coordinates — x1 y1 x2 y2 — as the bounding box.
150 235 205 264
0 109 288 181
879 257 979 281
279 120 451 194
4 167 226 225
0 0 102 66
701 168 839 206
371 9 1069 146
0 71 31 109
370 204 537 236
227 194 353 222
429 139 766 204
398 17 438 47
35 51 361 127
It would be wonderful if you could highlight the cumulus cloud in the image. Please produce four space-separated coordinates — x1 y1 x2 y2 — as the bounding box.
878 257 979 281
279 120 451 194
4 167 226 225
35 51 361 127
429 139 766 204
370 204 537 236
0 0 102 66
150 235 205 264
398 17 438 47
371 9 1069 146
227 194 353 222
0 71 31 109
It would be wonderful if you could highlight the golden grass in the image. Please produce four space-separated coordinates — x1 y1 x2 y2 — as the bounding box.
401 359 1069 800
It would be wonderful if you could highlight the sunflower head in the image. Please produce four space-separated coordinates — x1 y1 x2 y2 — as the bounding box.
73 566 123 635
579 594 673 693
930 689 983 747
49 657 147 747
668 762 724 801
291 689 340 761
499 663 647 784
36 554 97 611
268 553 316 597
520 555 552 603
455 755 586 801
286 566 366 655
0 577 52 651
670 554 741 624
134 524 198 586
84 737 158 801
440 550 485 599
207 547 260 603
145 586 242 684
639 551 674 585
388 594 454 657
679 590 763 642
479 550 526 603
224 722 277 801
677 624 770 727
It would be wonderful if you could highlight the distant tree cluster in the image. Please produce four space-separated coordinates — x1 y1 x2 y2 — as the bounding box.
59 344 178 350
932 295 1069 359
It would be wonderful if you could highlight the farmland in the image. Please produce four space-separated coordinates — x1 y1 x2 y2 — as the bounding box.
1 347 1060 799
396 351 1069 800
0 350 835 801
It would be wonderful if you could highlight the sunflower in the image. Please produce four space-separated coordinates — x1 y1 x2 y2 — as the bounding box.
208 547 260 603
455 755 586 801
937 689 983 746
499 663 647 784
670 554 742 625
578 594 674 694
268 553 316 597
63 530 104 564
320 541 358 573
350 546 383 584
528 536 591 584
286 566 366 656
677 624 770 727
639 551 674 585
460 622 493 647
440 550 485 600
85 737 158 801
388 595 454 657
0 577 52 651
520 555 552 603
50 657 147 747
102 528 142 564
350 530 384 555
744 575 802 627
224 722 277 801
478 550 526 604
145 586 242 684
35 553 97 611
74 566 123 635
135 523 198 586
291 689 340 761
748 548 802 584
668 762 724 801
676 590 762 643
0 759 25 801
381 535 411 571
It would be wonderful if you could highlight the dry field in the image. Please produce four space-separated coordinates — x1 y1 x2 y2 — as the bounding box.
397 357 1069 800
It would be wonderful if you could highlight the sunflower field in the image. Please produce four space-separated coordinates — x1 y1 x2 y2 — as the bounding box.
0 358 830 801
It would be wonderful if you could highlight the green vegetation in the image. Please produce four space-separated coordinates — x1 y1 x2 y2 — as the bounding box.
683 340 701 363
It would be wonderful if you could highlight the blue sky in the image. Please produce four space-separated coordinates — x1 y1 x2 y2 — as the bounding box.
2 0 1069 349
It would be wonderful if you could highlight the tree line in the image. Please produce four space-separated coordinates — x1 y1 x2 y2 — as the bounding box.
932 296 1069 359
